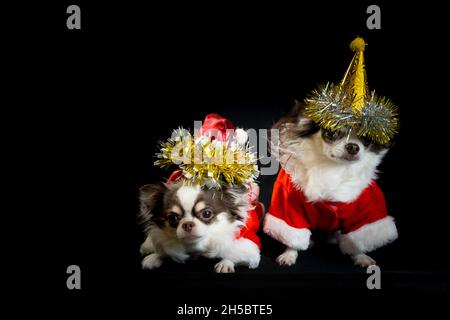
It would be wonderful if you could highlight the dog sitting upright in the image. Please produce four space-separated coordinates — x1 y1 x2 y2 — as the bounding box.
139 114 263 273
263 37 399 267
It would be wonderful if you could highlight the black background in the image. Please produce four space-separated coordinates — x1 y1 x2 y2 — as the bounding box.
12 1 450 318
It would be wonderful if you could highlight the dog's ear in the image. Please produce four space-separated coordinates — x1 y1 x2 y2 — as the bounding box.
272 101 319 137
139 183 167 213
221 185 249 221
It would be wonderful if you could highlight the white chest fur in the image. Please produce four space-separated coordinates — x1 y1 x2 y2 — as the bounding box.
291 160 375 202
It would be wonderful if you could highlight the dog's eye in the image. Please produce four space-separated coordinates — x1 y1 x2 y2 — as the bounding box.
167 213 179 225
361 136 372 146
201 209 213 220
324 130 337 140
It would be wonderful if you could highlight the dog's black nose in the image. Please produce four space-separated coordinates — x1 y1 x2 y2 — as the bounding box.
345 143 360 155
182 221 195 232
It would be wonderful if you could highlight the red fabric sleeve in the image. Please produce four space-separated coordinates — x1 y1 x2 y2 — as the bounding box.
268 168 311 230
237 202 263 248
341 181 389 233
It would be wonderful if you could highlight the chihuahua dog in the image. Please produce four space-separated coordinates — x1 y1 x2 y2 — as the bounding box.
139 182 261 273
263 102 398 267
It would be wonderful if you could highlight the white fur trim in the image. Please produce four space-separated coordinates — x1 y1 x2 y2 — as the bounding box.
339 216 398 255
263 213 311 250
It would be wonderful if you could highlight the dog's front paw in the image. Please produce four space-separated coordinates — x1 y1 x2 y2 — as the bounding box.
142 253 163 270
247 255 261 269
352 254 376 267
276 248 298 266
214 259 235 273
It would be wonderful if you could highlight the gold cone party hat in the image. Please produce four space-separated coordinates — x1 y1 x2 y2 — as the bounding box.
341 37 368 112
304 37 398 145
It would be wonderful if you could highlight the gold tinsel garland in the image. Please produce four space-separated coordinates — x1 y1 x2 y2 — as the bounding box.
154 128 259 188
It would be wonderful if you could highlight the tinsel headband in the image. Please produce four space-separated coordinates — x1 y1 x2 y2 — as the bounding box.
154 114 259 189
304 37 399 145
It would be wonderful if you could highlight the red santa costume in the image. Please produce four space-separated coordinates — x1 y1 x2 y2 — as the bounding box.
167 113 264 249
263 168 398 254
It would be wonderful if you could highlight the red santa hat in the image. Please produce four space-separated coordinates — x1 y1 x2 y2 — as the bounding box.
198 113 249 145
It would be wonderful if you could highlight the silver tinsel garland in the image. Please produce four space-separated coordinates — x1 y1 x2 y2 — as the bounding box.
305 83 398 145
